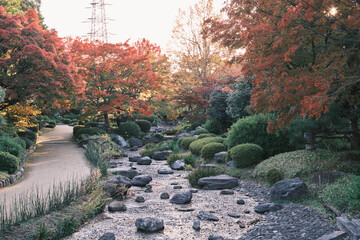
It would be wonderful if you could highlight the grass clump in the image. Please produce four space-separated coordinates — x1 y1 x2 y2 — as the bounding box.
184 154 196 167
201 142 227 161
167 153 182 166
194 128 209 135
265 168 283 185
189 137 224 155
228 143 263 168
178 137 196 150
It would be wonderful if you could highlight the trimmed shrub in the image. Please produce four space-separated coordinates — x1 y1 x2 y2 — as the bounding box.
135 120 151 133
201 142 227 160
85 122 99 128
194 128 209 135
229 143 263 168
0 136 25 158
73 125 85 136
46 122 56 128
226 114 293 158
179 137 196 150
0 151 20 174
28 126 39 133
197 133 216 139
62 118 71 124
265 168 283 185
187 168 222 186
203 119 224 135
74 128 106 139
113 122 141 139
22 137 34 149
17 130 37 142
189 137 225 155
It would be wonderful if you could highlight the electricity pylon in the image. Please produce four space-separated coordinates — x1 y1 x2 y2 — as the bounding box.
87 0 110 42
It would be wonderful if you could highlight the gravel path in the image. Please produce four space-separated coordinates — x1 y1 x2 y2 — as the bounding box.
66 147 339 240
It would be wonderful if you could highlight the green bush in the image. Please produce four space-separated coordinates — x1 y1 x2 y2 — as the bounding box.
201 142 227 160
178 137 196 150
184 154 196 167
229 143 263 168
17 130 37 142
265 168 283 185
0 136 25 158
135 120 151 133
197 133 216 139
113 122 141 139
167 153 182 166
85 122 99 128
62 118 71 124
22 137 34 149
187 168 222 186
0 151 20 174
194 128 209 135
189 137 225 155
203 119 224 135
74 128 106 139
226 114 294 158
73 125 85 136
28 126 39 133
46 122 56 128
165 129 177 135
320 175 360 214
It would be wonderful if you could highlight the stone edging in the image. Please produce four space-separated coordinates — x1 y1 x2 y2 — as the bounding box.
0 144 37 188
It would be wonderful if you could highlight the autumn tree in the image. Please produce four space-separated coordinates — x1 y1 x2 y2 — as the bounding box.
208 0 360 149
69 38 163 132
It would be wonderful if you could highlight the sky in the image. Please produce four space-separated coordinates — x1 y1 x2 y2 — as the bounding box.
40 0 226 53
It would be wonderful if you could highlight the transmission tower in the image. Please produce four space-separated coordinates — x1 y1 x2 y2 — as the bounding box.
86 0 110 42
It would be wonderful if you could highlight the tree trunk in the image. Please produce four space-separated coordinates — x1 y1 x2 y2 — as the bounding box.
116 116 121 128
104 112 111 133
350 116 360 150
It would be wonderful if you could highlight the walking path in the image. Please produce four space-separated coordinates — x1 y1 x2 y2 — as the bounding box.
0 125 91 209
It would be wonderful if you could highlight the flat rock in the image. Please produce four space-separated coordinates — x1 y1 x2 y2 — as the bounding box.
228 213 240 218
220 190 234 195
171 159 185 170
254 203 283 214
214 152 227 163
151 150 173 160
108 201 126 212
128 138 143 147
157 166 174 174
198 175 239 190
131 175 152 187
137 157 152 165
208 235 224 240
108 169 139 179
135 217 164 232
198 211 219 221
237 199 245 205
129 156 142 162
270 178 308 201
170 191 192 204
99 232 116 240
174 185 182 189
106 175 132 188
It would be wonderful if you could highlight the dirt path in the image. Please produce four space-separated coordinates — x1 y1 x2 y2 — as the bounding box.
0 125 91 208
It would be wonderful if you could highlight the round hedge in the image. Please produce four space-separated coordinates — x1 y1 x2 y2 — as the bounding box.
265 168 283 185
229 143 263 168
201 142 227 160
0 136 25 158
189 137 225 155
197 133 216 139
74 127 106 139
194 128 209 135
0 151 20 174
73 125 85 136
62 118 71 124
113 122 140 139
179 137 196 150
17 130 37 142
28 126 39 133
135 120 151 133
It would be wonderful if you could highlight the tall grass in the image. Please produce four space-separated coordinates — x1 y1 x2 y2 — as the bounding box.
0 173 99 232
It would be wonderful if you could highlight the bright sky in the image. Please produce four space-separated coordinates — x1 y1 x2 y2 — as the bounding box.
40 0 226 53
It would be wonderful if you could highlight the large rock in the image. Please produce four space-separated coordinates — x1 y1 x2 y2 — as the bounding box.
226 160 235 169
108 201 126 212
131 175 152 187
214 152 227 163
157 166 174 174
198 175 238 190
135 217 164 232
171 159 185 170
170 191 192 204
110 134 129 148
151 150 173 160
144 135 160 143
106 175 132 188
254 203 283 214
270 178 308 201
197 211 219 221
99 233 116 240
108 169 139 179
128 138 143 147
129 156 142 162
137 157 152 165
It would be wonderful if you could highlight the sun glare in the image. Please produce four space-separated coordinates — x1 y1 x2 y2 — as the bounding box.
328 6 337 16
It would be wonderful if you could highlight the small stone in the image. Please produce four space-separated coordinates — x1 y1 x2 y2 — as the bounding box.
254 203 283 214
129 156 142 162
198 211 219 221
170 191 192 204
137 157 152 165
108 201 126 212
171 182 178 185
122 153 128 157
171 159 185 170
157 166 174 174
236 199 245 205
228 213 240 218
135 196 145 203
208 235 224 240
220 190 234 195
174 186 182 189
190 189 198 193
160 192 170 199
144 184 153 193
238 223 245 228
244 210 250 214
99 232 115 240
193 219 201 230
135 217 164 232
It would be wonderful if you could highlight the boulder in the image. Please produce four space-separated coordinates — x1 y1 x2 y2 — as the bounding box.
198 175 238 190
270 178 308 201
144 135 160 143
198 211 219 221
128 138 143 147
135 217 164 232
171 159 185 170
106 175 131 188
99 233 116 240
129 156 142 162
130 146 139 151
108 169 139 179
170 191 192 204
108 201 126 212
214 152 227 163
254 203 283 214
131 175 152 187
151 150 173 160
157 167 174 174
110 134 129 148
137 157 152 165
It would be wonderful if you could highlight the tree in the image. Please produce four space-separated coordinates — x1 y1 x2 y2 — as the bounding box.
208 0 360 149
0 0 44 25
69 38 163 132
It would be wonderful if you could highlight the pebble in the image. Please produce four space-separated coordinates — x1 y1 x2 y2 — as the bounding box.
160 192 170 199
193 219 201 230
236 199 245 205
174 186 182 189
135 196 145 203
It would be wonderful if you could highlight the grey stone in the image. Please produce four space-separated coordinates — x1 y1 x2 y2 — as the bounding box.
316 231 348 240
106 175 132 188
214 152 227 163
227 161 235 169
108 169 139 179
144 135 160 143
198 175 239 190
129 156 142 162
337 216 360 240
131 175 152 187
237 199 245 205
193 219 201 230
190 189 198 193
174 186 182 189
144 184 153 193
135 196 145 203
208 236 224 240
171 159 185 170
170 191 192 204
270 178 308 201
254 203 283 214
244 210 250 214
99 232 116 240
137 157 152 165
135 217 164 232
176 132 190 139
221 190 234 195
128 138 143 147
151 150 173 160
157 166 174 174
130 146 138 151
198 211 219 221
108 201 126 212
199 164 217 169
228 213 240 218
171 182 178 185
160 192 170 199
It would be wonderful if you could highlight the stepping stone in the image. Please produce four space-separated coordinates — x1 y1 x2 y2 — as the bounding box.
137 157 152 165
220 190 234 195
198 175 238 190
99 232 115 240
131 175 152 187
108 201 126 212
198 211 219 221
170 191 192 204
228 213 240 218
254 203 283 214
157 166 174 174
236 199 245 205
135 217 164 232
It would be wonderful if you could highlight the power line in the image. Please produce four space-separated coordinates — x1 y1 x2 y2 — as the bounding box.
85 0 111 42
